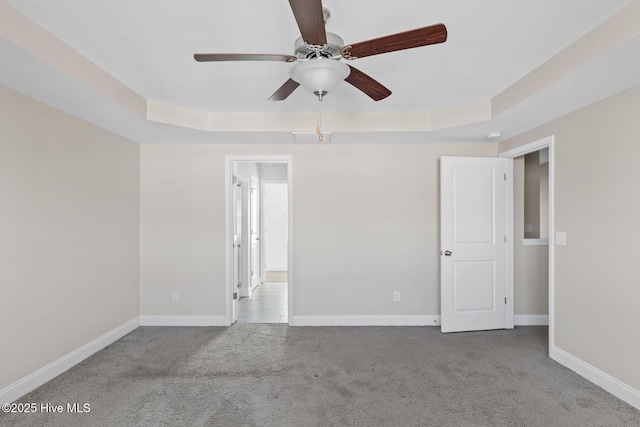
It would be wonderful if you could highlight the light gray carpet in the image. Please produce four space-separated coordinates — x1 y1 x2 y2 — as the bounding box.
2 326 638 426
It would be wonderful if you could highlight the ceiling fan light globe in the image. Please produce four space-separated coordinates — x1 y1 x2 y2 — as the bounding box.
290 58 350 98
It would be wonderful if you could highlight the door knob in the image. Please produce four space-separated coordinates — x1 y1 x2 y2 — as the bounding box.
444 250 452 256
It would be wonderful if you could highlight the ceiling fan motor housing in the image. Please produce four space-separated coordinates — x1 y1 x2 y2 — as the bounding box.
294 32 344 59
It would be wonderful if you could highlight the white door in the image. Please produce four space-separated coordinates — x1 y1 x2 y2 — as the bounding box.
231 176 242 323
440 157 513 333
249 175 260 292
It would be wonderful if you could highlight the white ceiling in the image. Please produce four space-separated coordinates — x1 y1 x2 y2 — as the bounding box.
1 0 639 144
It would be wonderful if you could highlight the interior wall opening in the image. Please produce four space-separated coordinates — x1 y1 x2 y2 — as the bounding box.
229 159 290 324
513 151 550 331
501 137 554 352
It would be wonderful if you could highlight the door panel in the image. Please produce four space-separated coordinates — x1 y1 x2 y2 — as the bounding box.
453 167 496 243
441 157 512 333
453 261 495 311
249 175 260 292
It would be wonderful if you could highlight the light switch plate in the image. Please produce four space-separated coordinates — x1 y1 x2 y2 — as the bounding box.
556 231 567 246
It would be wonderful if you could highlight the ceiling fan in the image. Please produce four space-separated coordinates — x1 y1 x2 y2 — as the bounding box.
194 0 447 102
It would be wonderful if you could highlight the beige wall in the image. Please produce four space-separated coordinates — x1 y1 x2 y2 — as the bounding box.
522 152 550 239
499 83 640 391
523 152 542 239
0 86 140 389
140 143 502 318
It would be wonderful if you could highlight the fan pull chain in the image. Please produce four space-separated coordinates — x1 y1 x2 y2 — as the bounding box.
316 108 323 142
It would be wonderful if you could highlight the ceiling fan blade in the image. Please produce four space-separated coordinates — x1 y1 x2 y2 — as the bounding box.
288 0 327 46
345 66 391 101
341 23 447 60
268 79 301 101
194 53 296 62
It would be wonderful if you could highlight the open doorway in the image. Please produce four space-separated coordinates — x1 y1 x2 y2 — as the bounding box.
225 156 292 325
500 136 555 353
512 149 550 325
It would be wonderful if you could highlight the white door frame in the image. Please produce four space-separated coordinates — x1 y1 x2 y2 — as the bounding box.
499 135 555 354
225 155 293 326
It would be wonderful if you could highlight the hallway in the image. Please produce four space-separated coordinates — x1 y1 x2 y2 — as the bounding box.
237 282 288 323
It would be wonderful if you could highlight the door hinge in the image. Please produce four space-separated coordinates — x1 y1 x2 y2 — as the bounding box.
504 235 507 243
505 297 507 304
233 292 238 300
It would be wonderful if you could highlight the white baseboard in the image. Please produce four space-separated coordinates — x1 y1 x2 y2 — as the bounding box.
266 266 287 271
551 345 640 410
291 315 441 327
290 314 549 326
514 315 549 326
140 315 226 326
292 315 548 327
0 317 140 405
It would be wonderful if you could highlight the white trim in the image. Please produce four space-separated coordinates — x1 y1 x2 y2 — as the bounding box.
0 317 139 404
225 159 232 326
139 315 226 326
291 315 441 327
522 238 549 246
551 346 640 410
504 158 515 329
225 155 293 327
548 139 555 352
499 135 555 354
499 137 554 159
514 315 549 326
286 161 294 325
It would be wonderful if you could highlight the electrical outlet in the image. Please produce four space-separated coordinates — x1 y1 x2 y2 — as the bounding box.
172 291 180 302
393 291 401 302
